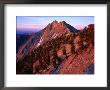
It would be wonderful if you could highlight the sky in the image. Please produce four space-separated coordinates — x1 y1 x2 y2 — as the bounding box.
16 16 94 33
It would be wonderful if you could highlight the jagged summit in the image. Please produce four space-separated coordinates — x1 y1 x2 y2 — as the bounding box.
37 21 79 46
45 20 78 33
52 20 58 23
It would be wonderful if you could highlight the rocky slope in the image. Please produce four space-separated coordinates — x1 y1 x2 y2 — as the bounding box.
16 21 94 74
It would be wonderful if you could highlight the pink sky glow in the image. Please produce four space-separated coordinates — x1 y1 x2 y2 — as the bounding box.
17 23 85 31
17 24 45 31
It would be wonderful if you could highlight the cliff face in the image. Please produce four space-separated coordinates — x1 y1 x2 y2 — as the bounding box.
16 21 94 74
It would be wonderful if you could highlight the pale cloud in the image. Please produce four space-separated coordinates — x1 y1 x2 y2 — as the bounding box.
17 24 45 30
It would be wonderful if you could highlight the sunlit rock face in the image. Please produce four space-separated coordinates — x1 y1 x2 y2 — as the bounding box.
16 20 94 74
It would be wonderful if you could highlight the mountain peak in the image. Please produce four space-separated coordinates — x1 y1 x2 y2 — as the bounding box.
44 20 79 34
52 20 79 33
36 21 79 47
52 20 58 23
51 20 67 25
